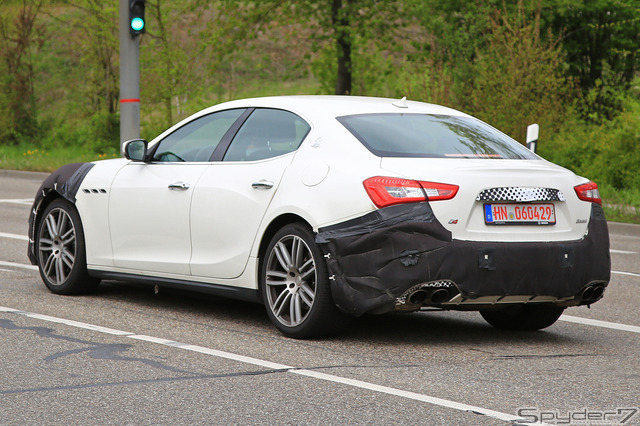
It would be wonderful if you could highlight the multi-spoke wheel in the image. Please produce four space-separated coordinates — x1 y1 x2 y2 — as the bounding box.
36 198 98 295
261 223 344 338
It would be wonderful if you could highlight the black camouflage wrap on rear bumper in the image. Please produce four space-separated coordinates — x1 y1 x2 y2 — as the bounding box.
27 163 94 264
316 202 610 316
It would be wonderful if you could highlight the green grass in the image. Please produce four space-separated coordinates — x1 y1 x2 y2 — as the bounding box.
0 145 119 173
600 185 640 224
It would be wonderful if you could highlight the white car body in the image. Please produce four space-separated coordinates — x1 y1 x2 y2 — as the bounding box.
29 96 611 337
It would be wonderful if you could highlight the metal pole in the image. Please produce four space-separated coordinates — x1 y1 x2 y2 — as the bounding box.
119 0 141 155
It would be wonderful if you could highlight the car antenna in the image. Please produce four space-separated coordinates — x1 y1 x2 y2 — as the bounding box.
392 96 408 108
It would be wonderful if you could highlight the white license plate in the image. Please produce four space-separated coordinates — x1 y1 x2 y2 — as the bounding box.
484 203 556 225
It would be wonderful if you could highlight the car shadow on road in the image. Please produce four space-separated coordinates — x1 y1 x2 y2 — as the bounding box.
88 280 580 349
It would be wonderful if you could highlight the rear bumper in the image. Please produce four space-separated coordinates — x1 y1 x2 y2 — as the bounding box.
316 202 610 316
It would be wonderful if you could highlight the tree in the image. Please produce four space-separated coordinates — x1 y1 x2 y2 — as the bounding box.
543 0 640 120
216 0 403 96
467 1 574 141
0 0 44 144
61 0 119 147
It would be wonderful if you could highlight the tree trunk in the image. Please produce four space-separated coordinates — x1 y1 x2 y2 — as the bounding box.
332 0 351 95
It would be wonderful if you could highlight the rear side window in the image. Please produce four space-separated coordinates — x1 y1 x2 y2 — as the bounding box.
337 113 536 159
223 109 311 162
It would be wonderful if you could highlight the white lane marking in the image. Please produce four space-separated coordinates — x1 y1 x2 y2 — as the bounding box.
560 315 640 334
0 305 531 424
0 232 29 241
612 270 640 278
0 260 38 271
291 369 527 422
610 249 637 254
0 199 32 205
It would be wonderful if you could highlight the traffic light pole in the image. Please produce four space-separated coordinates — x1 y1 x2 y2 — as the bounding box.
119 0 141 154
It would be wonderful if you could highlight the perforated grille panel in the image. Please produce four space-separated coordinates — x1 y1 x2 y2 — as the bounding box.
476 187 566 202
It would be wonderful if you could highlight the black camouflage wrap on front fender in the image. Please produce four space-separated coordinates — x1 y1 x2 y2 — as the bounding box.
316 202 611 316
27 163 94 264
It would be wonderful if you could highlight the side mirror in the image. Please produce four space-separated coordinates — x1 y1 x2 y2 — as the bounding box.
526 124 539 153
123 139 149 162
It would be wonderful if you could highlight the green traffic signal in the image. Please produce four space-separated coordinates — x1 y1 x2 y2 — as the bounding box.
129 0 145 36
131 17 145 32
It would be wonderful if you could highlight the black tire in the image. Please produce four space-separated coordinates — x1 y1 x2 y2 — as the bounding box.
260 223 344 338
480 305 565 331
35 198 99 295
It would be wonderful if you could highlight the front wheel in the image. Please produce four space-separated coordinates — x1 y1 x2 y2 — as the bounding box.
480 305 565 331
260 223 344 338
36 198 99 295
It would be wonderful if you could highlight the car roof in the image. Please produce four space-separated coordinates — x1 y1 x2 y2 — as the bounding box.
201 95 470 120
150 95 472 146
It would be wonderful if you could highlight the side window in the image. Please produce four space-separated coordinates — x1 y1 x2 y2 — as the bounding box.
223 109 311 162
153 109 246 162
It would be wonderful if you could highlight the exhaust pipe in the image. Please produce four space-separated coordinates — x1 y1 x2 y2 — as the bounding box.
408 288 451 305
579 284 605 304
581 286 594 301
409 290 428 305
591 285 604 301
430 288 450 304
395 281 458 311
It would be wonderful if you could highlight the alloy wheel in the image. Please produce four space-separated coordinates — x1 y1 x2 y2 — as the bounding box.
38 207 76 286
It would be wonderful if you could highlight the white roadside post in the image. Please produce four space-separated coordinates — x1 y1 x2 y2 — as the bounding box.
526 123 539 153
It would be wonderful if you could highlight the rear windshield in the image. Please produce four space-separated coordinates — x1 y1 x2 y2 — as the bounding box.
337 113 536 159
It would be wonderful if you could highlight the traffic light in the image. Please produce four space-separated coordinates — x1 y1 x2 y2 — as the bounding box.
129 0 146 36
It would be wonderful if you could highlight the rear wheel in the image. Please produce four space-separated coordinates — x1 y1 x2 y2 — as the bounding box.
36 198 99 295
480 305 565 331
260 223 344 338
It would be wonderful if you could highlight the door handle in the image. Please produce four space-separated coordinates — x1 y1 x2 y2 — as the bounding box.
252 180 274 190
168 182 190 191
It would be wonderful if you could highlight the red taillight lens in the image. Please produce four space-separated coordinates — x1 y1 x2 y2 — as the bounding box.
574 181 602 205
363 176 458 208
419 181 459 201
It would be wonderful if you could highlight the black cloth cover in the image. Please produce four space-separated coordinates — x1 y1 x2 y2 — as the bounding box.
316 202 610 316
27 163 94 264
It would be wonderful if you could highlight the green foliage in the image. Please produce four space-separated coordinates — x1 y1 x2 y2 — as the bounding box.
465 2 575 141
0 0 44 144
539 95 640 192
543 0 640 121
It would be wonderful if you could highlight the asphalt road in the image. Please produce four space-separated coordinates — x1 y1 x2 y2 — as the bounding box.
1 169 639 425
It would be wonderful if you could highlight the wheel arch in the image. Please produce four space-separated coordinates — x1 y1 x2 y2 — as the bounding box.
28 163 94 265
256 213 311 298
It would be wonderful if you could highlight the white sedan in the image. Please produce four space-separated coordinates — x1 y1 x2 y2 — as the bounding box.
28 96 611 338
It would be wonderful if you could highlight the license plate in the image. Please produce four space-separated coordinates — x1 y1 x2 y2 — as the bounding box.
484 203 556 225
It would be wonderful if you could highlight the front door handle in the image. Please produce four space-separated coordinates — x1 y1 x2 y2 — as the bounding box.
168 182 190 191
252 180 274 190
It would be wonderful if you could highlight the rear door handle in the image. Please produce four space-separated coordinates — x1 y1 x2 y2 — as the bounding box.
252 180 274 190
168 182 190 191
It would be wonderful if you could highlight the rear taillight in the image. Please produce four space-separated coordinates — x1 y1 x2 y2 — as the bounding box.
363 176 458 208
574 181 602 205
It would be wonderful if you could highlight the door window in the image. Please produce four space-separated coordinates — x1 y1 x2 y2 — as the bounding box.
153 109 246 162
223 109 311 161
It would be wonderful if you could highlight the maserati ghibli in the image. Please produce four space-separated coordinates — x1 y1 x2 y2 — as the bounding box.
28 96 610 338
